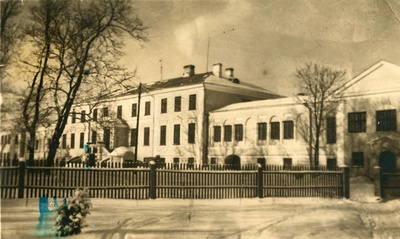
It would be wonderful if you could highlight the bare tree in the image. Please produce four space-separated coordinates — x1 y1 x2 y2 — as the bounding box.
19 0 147 165
296 63 346 168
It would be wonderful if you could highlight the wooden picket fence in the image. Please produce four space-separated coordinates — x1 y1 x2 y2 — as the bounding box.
0 162 349 200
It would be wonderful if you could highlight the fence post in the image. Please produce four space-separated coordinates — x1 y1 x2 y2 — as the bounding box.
18 161 26 199
149 161 156 199
257 164 263 198
373 166 383 198
340 165 350 199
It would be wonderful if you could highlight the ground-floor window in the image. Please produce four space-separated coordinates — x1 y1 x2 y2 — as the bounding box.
352 152 364 167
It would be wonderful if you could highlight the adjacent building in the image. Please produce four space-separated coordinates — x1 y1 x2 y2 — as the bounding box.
208 61 400 177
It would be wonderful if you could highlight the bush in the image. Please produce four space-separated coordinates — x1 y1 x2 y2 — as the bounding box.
55 188 92 236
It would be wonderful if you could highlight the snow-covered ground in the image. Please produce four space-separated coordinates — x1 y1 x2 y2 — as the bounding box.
1 177 399 239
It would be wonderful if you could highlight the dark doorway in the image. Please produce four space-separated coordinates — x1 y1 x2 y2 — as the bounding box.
379 151 396 174
224 154 241 170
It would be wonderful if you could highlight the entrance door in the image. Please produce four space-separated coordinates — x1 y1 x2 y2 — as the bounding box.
224 154 241 170
379 151 396 174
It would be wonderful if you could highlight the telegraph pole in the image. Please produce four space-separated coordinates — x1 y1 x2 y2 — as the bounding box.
134 83 142 161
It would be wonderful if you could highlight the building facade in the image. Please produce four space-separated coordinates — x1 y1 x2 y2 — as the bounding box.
208 61 400 178
0 63 280 165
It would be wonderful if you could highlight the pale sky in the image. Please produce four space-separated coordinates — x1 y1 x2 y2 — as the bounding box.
121 0 400 96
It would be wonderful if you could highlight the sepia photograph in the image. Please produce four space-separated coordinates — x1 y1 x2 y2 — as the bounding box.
1 0 400 238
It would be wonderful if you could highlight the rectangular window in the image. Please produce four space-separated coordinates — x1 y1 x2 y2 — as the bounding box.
257 122 267 140
234 124 243 141
326 117 337 144
283 121 294 139
173 158 180 164
160 125 166 145
117 105 122 118
131 103 137 117
130 128 137 146
35 140 39 150
257 158 266 169
93 109 98 122
79 132 85 148
348 112 366 133
211 157 217 165
283 158 292 170
161 98 167 113
103 107 109 117
91 130 97 144
224 125 232 142
72 111 76 124
81 110 86 123
145 101 151 116
352 152 364 167
62 134 67 149
174 96 181 112
376 109 397 132
189 94 196 110
270 122 280 140
327 158 337 170
213 126 221 142
188 157 195 164
15 135 18 144
70 133 75 149
173 124 180 145
188 123 195 144
144 127 150 146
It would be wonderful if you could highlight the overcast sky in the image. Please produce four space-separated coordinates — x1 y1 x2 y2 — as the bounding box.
120 0 400 96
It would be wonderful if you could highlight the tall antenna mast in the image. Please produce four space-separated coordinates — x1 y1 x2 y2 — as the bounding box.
206 37 210 72
160 59 163 81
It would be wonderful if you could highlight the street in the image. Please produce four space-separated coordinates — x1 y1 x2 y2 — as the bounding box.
1 195 400 239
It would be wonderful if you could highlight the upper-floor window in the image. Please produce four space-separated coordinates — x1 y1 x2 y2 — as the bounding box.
93 109 98 122
174 96 181 112
352 152 364 167
376 109 397 132
234 124 243 141
144 127 150 146
161 98 167 114
117 105 122 118
213 126 221 142
326 117 336 144
160 125 166 145
103 107 109 117
283 121 294 139
71 111 76 124
224 125 232 142
174 124 180 145
131 103 137 117
145 101 151 116
270 122 280 140
348 112 366 133
188 123 195 144
257 122 267 140
81 110 86 123
189 94 196 110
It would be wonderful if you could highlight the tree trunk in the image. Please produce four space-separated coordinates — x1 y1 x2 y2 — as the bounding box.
28 131 35 164
46 136 59 166
314 132 320 168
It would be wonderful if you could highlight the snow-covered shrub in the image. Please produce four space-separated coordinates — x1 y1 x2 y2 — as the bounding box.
55 188 92 236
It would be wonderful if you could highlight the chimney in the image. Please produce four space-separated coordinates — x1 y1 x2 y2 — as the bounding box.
225 68 234 77
212 63 222 77
183 65 195 77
